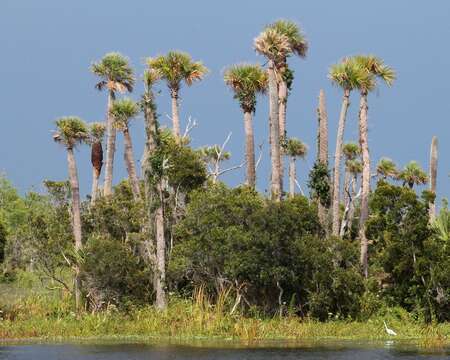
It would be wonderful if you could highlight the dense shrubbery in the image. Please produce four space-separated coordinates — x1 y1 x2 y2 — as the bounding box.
0 172 449 322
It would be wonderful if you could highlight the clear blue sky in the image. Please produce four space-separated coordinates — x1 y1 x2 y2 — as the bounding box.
1 0 448 201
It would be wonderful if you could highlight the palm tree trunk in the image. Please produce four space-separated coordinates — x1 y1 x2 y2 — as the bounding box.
332 89 350 236
343 169 350 207
155 181 166 310
67 147 82 311
244 111 256 188
268 60 281 201
103 90 116 196
142 90 167 310
347 173 358 230
317 89 329 230
289 157 296 198
171 88 181 140
429 136 438 222
358 92 370 278
122 127 141 201
90 167 100 205
278 81 287 141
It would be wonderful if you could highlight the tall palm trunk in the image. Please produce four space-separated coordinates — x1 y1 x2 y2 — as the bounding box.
123 127 141 201
429 136 438 222
103 90 116 196
278 80 287 193
289 157 296 198
243 111 256 188
358 92 370 278
343 169 350 207
332 89 350 236
171 88 181 140
268 60 281 201
91 167 100 204
347 173 358 231
142 91 167 310
317 89 329 228
67 147 82 311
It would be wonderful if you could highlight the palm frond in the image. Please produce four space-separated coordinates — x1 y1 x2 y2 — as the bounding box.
109 98 140 130
53 117 89 148
284 138 308 158
254 28 290 63
266 19 308 58
91 52 135 93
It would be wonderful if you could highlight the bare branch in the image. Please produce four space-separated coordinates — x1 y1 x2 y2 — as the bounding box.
182 116 198 139
255 141 264 170
294 179 305 196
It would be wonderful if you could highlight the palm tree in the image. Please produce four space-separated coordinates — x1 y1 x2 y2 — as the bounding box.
88 122 106 204
91 53 135 197
224 64 268 188
254 28 290 201
342 142 361 206
141 68 167 310
52 116 89 311
429 136 438 221
284 138 307 198
148 51 208 141
329 58 370 236
354 55 396 277
109 98 141 201
316 89 329 228
376 157 399 180
399 161 428 189
265 20 308 140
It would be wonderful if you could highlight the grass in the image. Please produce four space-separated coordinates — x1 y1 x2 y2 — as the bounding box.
0 276 449 346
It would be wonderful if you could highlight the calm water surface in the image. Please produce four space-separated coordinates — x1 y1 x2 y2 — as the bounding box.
0 341 449 360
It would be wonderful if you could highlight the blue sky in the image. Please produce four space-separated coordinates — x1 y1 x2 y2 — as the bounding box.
0 0 448 201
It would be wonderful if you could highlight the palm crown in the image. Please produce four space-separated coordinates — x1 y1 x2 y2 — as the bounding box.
53 117 89 148
353 55 396 93
265 20 308 58
329 58 373 92
377 158 399 179
254 28 291 63
148 51 208 92
91 52 135 93
342 142 361 161
284 138 308 158
89 122 106 144
110 98 140 130
399 161 428 188
224 64 268 113
346 159 363 175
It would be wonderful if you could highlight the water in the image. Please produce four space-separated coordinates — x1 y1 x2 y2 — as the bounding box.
0 341 449 360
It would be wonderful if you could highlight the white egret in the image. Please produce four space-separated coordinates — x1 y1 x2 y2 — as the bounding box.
383 321 397 336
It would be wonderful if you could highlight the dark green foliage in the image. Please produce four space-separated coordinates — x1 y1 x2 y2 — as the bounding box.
367 181 449 322
308 161 331 207
81 235 153 310
0 221 6 263
170 184 363 318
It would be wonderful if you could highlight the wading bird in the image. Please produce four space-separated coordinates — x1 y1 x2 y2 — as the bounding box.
383 321 397 336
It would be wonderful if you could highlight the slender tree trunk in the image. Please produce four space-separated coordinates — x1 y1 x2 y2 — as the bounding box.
155 181 166 310
358 92 370 278
278 81 287 141
268 60 281 201
243 111 256 188
289 157 296 198
91 167 100 205
332 89 350 236
347 173 358 230
123 127 141 201
103 90 116 196
171 88 181 141
67 147 82 311
142 90 167 309
343 169 350 207
317 89 329 229
429 136 438 222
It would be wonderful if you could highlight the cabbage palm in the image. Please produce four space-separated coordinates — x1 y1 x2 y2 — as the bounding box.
284 138 307 198
91 53 135 196
52 116 89 311
376 157 399 180
354 55 395 277
329 58 370 236
148 51 208 140
110 98 141 200
88 122 106 204
224 64 268 188
266 20 308 139
399 161 428 189
254 28 290 201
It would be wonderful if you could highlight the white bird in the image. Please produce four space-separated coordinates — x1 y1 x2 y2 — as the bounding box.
383 321 397 336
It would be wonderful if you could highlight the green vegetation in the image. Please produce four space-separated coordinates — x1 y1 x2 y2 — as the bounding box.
0 19 447 344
